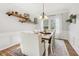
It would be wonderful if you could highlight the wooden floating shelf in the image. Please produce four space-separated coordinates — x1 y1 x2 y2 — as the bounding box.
6 11 33 23
11 14 29 19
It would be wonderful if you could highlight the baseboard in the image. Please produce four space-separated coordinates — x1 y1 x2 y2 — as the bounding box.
56 38 68 40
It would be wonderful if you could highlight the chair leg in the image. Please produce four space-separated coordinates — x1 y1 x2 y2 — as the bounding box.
45 40 49 56
52 38 55 55
50 44 52 51
50 38 54 55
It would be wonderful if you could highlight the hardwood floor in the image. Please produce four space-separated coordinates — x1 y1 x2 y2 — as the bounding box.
0 44 26 56
64 40 78 56
0 40 78 56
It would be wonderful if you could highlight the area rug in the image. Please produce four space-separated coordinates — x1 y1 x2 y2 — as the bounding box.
49 39 69 56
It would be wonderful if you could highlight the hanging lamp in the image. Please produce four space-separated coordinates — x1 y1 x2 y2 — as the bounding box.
39 3 48 20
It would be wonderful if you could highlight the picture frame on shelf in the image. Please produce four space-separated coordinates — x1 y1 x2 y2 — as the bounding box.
34 18 38 24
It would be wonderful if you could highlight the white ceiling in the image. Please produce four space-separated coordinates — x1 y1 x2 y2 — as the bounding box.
0 3 79 17
12 3 79 15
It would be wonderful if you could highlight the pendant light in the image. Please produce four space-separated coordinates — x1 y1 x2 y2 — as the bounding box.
39 3 48 20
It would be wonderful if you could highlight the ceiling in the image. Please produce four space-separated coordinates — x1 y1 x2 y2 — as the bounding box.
12 3 79 16
0 3 79 18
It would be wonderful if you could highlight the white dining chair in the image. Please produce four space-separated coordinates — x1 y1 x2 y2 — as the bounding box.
50 30 56 55
20 32 45 56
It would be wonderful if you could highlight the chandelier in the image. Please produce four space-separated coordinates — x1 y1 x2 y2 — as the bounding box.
39 3 48 20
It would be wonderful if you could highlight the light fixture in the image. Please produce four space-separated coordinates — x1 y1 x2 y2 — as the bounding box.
39 3 48 20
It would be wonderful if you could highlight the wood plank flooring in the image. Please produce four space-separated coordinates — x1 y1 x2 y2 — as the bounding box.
0 44 25 56
64 40 78 56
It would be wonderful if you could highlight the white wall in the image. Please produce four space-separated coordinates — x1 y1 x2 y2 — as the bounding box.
69 8 79 55
0 32 21 50
0 3 37 50
59 12 69 39
55 12 69 39
0 4 37 33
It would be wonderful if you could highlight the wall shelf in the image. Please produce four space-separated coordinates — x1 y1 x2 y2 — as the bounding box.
6 11 33 23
